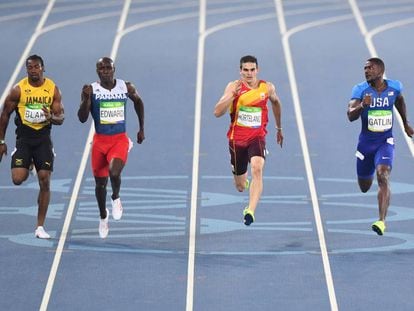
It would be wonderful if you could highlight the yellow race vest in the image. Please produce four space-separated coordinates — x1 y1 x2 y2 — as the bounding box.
17 77 55 130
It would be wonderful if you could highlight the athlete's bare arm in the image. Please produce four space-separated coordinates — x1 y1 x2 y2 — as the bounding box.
394 94 414 137
78 84 92 123
214 80 242 117
0 85 20 161
347 93 372 122
126 81 145 144
46 85 64 125
267 82 283 147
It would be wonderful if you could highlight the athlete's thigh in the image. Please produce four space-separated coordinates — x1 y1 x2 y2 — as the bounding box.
374 138 394 168
247 137 266 160
32 136 54 171
91 141 109 177
11 137 32 169
229 140 249 176
356 141 376 179
107 134 129 164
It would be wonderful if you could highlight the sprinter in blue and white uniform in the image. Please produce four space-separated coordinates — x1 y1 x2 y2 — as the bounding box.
347 57 413 235
78 57 145 239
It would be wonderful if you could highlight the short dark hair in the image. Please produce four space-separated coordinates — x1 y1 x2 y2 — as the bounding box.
240 55 258 68
367 57 385 72
26 54 44 67
96 57 114 67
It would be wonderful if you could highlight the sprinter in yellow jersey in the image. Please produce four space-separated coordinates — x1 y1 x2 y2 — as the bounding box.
214 55 283 225
0 55 64 239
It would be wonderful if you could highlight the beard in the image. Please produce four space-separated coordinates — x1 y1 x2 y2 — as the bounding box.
29 74 41 82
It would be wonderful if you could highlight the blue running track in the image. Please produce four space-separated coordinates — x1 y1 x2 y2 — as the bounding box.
1 1 414 310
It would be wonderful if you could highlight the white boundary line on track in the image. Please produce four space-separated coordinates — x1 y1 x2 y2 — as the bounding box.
185 6 292 311
5 1 409 309
0 0 46 9
368 17 414 38
349 0 414 158
122 12 198 36
0 2 124 23
186 2 206 310
0 0 56 111
360 10 414 157
23 3 200 35
274 1 338 310
39 1 132 310
184 4 352 310
0 11 44 22
183 3 348 310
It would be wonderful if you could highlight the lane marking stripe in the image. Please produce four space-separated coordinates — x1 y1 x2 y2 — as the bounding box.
275 1 338 310
40 1 132 310
186 2 206 311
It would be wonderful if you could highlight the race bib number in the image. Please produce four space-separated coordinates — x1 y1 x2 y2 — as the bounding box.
100 101 125 124
368 110 392 132
24 104 47 123
237 106 262 128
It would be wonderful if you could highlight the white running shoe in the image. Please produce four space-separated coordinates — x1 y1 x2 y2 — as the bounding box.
29 162 37 177
111 198 123 220
35 226 51 239
99 208 109 239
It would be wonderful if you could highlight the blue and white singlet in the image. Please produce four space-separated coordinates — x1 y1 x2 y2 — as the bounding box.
91 79 128 135
351 79 402 143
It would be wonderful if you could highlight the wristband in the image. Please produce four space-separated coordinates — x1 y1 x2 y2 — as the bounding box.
0 139 5 145
276 127 282 131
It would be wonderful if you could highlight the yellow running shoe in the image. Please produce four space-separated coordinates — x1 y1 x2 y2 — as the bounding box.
243 207 255 226
245 179 250 190
372 220 386 236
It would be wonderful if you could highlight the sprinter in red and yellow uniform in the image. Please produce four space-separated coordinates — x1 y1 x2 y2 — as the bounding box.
214 55 283 225
0 54 64 239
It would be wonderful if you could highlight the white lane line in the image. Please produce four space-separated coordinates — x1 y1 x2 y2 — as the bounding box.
38 3 200 36
122 6 274 37
368 17 414 38
349 0 414 157
348 0 368 35
184 6 288 311
368 18 414 158
126 7 286 311
286 4 348 16
121 12 198 36
39 12 119 33
270 4 414 38
0 2 122 23
286 14 352 37
111 0 132 59
0 0 46 9
364 5 414 18
181 3 348 311
39 1 132 310
186 2 206 310
181 3 345 311
0 0 56 111
205 13 274 36
275 1 338 310
208 2 274 14
0 11 44 23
